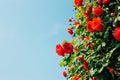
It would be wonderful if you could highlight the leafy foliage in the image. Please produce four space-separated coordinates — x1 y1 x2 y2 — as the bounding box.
56 0 120 80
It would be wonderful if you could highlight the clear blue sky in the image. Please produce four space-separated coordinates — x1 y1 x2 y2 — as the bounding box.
0 0 74 80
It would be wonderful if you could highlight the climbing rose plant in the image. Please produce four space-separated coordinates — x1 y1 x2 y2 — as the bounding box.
56 0 120 80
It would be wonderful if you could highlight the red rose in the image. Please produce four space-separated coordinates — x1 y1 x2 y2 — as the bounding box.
93 6 104 16
85 36 90 41
56 44 64 56
92 17 103 32
74 21 80 26
81 36 84 41
73 76 80 80
98 0 110 5
74 0 83 7
63 71 67 77
68 18 72 22
89 43 94 47
86 21 94 32
67 28 73 35
82 61 89 71
77 57 82 61
86 5 93 14
84 12 92 21
102 0 110 5
84 5 93 21
86 16 92 21
113 27 120 41
86 18 103 32
85 44 89 48
63 42 73 54
109 68 114 74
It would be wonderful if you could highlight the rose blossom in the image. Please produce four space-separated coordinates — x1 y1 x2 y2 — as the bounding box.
92 17 103 32
56 44 64 56
109 68 115 74
102 0 110 5
74 0 83 7
113 27 120 41
86 21 94 32
67 28 73 35
63 42 73 54
73 75 80 80
93 6 104 16
63 71 67 77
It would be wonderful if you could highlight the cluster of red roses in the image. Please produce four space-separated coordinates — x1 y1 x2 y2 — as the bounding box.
74 0 110 7
56 0 120 80
75 0 105 32
74 0 120 41
56 42 73 56
70 0 120 41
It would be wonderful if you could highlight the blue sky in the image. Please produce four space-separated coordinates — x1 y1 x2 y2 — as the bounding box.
0 0 74 80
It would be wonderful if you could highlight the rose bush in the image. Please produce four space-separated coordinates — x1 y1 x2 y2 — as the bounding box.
56 0 120 80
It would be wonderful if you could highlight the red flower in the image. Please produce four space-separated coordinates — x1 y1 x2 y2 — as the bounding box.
82 61 89 71
81 36 84 41
113 27 120 41
74 0 83 7
63 42 73 54
67 28 73 35
97 0 110 5
86 18 103 32
56 44 64 56
86 21 94 32
73 76 80 80
82 61 88 68
82 54 84 59
92 17 103 32
87 16 92 21
63 71 67 77
74 21 80 26
68 18 72 22
85 36 90 41
93 6 104 16
85 44 89 48
89 43 94 47
84 5 93 21
102 0 110 5
109 68 114 74
87 5 93 14
77 57 82 61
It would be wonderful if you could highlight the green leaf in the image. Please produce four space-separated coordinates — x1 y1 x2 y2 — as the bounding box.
71 38 79 45
90 68 97 76
59 61 66 67
106 48 116 59
75 29 80 35
98 67 104 73
104 27 111 39
97 45 102 51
